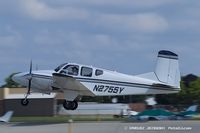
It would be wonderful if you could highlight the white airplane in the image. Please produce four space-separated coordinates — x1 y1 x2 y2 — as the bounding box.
12 50 180 110
0 111 14 123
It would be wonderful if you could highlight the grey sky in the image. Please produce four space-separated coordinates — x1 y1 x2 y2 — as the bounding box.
0 0 200 85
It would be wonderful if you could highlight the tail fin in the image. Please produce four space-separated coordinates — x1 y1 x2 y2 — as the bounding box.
0 111 14 123
186 105 198 112
155 50 180 88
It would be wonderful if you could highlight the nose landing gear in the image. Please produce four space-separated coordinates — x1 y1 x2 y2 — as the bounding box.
21 90 30 106
21 61 32 107
21 98 29 106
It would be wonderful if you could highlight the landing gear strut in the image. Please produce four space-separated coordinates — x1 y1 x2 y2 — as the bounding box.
21 60 32 106
21 93 30 106
63 100 78 110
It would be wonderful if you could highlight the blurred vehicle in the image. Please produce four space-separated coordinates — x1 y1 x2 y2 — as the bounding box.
129 105 198 121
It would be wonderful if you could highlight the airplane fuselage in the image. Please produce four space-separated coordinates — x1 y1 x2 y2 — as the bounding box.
13 63 179 97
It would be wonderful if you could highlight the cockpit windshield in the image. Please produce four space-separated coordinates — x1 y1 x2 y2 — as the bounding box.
60 65 79 76
54 63 68 72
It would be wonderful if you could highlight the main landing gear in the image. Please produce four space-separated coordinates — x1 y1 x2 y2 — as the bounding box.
63 100 78 110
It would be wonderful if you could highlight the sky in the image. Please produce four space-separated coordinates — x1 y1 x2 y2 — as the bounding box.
0 0 200 85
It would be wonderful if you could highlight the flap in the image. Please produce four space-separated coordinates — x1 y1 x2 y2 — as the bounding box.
52 73 94 96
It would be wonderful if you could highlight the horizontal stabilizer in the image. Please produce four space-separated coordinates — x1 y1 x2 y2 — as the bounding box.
137 72 158 81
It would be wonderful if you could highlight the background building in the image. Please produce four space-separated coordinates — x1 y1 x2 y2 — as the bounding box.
0 88 56 116
0 88 148 117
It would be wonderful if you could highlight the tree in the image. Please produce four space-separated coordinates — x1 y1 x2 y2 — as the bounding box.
155 75 200 106
1 73 21 88
182 74 198 87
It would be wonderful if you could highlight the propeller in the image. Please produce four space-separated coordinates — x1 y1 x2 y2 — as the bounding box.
27 60 32 94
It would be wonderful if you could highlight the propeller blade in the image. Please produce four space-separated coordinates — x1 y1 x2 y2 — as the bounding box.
29 60 32 74
27 60 33 94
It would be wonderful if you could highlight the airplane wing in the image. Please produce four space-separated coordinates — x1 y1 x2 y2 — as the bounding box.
52 73 94 96
0 111 14 123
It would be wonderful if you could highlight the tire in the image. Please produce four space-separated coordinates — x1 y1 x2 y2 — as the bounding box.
63 100 71 110
63 100 78 110
21 99 29 106
71 101 78 110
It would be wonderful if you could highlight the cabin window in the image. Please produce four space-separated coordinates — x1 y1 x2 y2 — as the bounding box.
60 65 79 76
81 67 92 77
95 69 103 76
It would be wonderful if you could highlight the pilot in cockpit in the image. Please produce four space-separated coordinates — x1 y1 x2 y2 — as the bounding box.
60 65 79 76
71 66 78 75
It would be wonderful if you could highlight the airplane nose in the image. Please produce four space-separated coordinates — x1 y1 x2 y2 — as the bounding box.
12 73 26 85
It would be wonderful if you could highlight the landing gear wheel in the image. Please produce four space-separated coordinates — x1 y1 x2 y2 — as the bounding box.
63 100 78 110
21 99 29 106
63 100 71 110
71 101 78 110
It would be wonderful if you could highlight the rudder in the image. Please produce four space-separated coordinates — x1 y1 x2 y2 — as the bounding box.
155 50 180 88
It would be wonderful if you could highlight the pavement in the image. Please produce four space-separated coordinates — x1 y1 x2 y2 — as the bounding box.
0 121 199 133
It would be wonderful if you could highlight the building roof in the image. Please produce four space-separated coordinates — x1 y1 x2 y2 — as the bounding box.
5 93 56 99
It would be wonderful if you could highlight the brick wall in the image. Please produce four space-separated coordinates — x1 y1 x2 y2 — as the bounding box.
0 100 4 115
129 103 146 112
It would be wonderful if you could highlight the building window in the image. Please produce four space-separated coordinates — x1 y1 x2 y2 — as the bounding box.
81 67 92 77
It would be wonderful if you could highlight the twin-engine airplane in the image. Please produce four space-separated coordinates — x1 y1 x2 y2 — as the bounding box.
12 50 180 110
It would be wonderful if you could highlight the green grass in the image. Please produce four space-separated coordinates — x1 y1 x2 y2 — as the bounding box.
11 115 200 123
11 115 126 123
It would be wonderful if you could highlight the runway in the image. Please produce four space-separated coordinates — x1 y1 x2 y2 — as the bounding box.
0 121 199 133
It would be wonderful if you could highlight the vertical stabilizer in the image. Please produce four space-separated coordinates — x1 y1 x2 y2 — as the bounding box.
186 105 198 112
155 50 180 88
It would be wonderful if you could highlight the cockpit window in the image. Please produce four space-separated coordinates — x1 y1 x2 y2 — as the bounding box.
54 63 68 72
95 69 103 76
81 67 92 77
60 65 79 76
